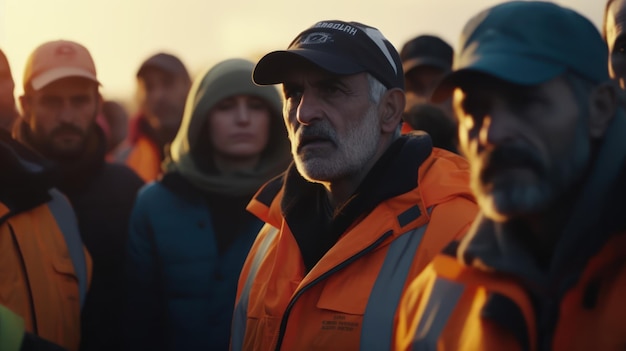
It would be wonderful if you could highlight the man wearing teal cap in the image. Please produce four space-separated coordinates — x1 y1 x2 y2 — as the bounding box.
395 1 626 350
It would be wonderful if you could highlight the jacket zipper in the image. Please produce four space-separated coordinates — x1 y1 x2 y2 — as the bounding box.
274 230 394 351
9 223 39 334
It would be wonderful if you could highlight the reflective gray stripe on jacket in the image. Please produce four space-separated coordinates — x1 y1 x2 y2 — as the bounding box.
360 224 427 351
411 278 464 351
47 189 89 308
231 225 280 351
232 207 434 351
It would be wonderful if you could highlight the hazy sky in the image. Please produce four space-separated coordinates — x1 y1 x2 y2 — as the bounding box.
0 0 605 106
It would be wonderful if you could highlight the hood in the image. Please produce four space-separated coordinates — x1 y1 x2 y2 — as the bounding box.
165 58 291 196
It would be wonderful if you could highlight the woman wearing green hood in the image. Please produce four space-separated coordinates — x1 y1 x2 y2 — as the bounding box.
124 58 291 351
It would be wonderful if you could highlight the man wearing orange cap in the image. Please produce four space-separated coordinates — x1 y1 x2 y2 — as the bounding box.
14 40 144 351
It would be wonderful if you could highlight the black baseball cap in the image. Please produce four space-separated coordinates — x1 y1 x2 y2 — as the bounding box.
253 20 404 90
432 1 609 102
137 53 189 79
400 35 453 74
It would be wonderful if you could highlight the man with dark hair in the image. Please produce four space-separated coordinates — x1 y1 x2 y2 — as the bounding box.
400 34 453 111
118 53 191 182
402 103 457 153
231 20 478 350
396 2 626 350
15 40 144 351
399 35 457 151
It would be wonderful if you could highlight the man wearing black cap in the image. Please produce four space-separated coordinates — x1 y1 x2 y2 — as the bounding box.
399 35 458 152
118 52 191 182
400 35 453 112
396 2 626 350
230 20 478 351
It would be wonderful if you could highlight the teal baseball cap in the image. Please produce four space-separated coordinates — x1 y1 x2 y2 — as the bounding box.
432 1 609 102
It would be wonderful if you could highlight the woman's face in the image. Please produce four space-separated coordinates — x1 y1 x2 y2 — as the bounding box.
207 94 272 170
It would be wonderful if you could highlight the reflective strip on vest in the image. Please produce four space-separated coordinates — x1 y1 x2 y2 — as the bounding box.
360 224 427 351
47 189 88 308
231 225 280 351
411 278 464 351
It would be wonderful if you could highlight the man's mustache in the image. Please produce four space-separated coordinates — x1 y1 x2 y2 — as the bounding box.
51 123 85 137
481 143 545 179
296 123 337 150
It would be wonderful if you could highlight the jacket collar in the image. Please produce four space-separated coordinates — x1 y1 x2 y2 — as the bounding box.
280 133 433 272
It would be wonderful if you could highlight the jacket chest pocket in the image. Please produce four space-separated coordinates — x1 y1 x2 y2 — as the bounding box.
51 253 79 304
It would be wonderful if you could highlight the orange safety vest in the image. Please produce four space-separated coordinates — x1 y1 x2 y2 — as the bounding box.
0 190 92 351
121 135 162 182
395 234 626 351
232 148 478 351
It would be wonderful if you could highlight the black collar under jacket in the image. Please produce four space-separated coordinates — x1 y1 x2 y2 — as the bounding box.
0 129 57 217
281 133 433 272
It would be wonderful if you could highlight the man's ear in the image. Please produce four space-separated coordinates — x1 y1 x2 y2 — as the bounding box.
589 81 618 138
379 88 405 133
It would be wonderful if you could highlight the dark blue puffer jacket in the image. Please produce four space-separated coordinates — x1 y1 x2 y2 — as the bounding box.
124 175 262 351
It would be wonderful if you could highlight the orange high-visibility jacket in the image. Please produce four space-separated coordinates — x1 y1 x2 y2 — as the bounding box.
395 111 626 351
395 233 626 351
121 135 162 183
0 190 92 351
232 136 478 351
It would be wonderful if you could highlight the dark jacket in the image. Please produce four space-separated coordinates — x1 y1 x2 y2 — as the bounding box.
126 173 264 351
13 122 144 351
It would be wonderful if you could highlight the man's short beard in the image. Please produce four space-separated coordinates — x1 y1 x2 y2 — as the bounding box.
34 123 95 162
476 117 591 222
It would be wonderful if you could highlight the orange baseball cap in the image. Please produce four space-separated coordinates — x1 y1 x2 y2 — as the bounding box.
23 39 100 91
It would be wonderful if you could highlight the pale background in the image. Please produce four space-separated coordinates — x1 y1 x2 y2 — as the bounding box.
0 0 605 110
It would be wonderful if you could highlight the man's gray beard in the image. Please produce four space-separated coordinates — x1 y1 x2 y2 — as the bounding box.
294 105 380 183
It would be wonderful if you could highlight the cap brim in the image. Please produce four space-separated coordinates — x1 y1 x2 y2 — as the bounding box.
431 53 565 102
402 57 450 74
31 67 100 90
253 49 365 85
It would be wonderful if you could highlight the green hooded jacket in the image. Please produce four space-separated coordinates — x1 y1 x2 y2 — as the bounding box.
164 58 291 196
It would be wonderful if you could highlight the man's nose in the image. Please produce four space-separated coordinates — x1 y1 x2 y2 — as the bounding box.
296 90 323 125
480 102 517 146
